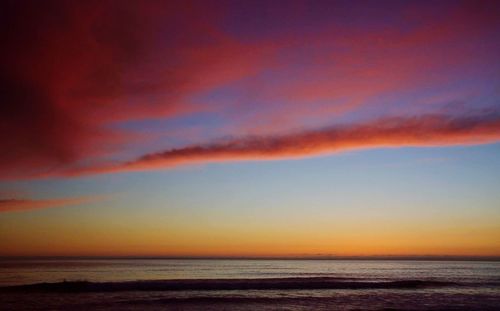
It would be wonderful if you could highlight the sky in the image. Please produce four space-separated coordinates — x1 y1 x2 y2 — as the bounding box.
1 0 499 257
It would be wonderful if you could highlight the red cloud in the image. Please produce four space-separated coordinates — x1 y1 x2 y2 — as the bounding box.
64 112 500 176
222 1 500 134
1 0 499 179
0 0 276 178
0 196 101 212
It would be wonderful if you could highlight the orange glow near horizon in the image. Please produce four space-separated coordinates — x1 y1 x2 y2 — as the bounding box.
2 205 499 257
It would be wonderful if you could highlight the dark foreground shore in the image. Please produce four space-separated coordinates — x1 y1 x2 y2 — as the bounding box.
1 290 500 310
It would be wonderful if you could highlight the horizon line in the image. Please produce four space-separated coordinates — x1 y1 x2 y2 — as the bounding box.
2 255 500 261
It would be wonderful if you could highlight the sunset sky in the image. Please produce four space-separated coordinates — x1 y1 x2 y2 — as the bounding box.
1 0 499 257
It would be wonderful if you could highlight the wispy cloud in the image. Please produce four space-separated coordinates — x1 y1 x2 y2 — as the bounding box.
0 196 103 212
71 112 500 175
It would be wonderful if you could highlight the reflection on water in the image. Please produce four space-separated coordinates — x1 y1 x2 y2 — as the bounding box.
1 259 499 285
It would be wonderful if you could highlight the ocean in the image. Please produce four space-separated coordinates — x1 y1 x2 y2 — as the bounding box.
1 259 499 310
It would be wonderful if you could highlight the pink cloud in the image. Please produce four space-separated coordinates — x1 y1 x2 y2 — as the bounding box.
55 112 500 177
0 196 102 213
1 0 498 179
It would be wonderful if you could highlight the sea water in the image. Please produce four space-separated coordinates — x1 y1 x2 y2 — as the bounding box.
1 259 499 310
